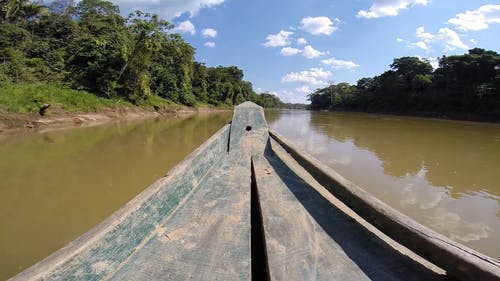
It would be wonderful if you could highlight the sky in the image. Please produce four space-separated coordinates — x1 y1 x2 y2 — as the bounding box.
111 0 500 103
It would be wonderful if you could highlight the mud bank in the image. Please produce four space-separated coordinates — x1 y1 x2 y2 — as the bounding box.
0 107 230 133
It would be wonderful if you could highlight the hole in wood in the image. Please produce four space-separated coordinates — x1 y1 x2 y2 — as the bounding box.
246 125 252 131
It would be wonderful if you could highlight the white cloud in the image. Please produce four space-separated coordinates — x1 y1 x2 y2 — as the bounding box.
411 41 429 50
357 0 430 19
281 67 331 85
436 28 469 51
411 26 468 52
202 28 217 38
279 45 325 59
204 41 216 48
113 0 225 20
280 47 302 56
302 45 325 59
396 37 405 43
296 85 311 94
416 26 433 40
321 58 360 69
174 20 196 35
296 38 307 45
448 5 500 31
263 30 294 47
299 16 338 36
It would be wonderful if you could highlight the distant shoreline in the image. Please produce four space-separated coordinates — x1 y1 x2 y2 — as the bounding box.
308 108 500 124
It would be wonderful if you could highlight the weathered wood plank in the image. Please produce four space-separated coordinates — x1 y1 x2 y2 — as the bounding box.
253 154 369 280
106 155 251 280
105 101 269 281
252 141 444 280
105 102 270 280
228 101 268 156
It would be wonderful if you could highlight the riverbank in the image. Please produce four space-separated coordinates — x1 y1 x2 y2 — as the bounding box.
0 83 231 132
0 107 232 133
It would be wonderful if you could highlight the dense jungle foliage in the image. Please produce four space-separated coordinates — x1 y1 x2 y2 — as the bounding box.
0 0 284 109
308 49 500 120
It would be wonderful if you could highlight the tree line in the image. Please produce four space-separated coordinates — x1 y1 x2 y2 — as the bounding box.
0 0 285 108
308 49 500 121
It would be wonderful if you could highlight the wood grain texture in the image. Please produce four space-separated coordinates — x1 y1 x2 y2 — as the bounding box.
106 155 251 281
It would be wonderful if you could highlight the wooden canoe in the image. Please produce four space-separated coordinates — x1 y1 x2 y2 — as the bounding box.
9 102 500 281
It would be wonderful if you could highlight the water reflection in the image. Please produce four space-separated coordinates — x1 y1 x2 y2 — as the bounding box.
0 112 231 280
266 110 500 259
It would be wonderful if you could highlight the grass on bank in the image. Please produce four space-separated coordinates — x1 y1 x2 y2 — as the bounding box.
0 83 133 114
0 83 187 116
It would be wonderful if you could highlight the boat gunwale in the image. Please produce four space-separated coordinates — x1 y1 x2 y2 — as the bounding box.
269 129 500 281
9 123 231 281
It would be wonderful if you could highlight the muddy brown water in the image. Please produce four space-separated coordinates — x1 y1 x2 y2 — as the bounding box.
266 109 500 261
0 112 232 280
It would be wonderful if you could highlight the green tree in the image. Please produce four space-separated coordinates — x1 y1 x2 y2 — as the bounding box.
117 11 173 101
65 0 127 97
150 33 195 105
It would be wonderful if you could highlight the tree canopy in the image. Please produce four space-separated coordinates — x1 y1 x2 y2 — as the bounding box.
308 49 500 121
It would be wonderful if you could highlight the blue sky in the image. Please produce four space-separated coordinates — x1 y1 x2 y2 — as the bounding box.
112 0 500 103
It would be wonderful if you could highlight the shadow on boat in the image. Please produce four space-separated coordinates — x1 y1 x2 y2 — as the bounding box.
263 140 445 281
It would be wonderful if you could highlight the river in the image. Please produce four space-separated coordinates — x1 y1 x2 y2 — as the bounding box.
0 112 232 280
266 109 500 261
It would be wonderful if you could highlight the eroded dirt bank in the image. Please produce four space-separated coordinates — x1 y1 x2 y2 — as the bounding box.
0 107 230 133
